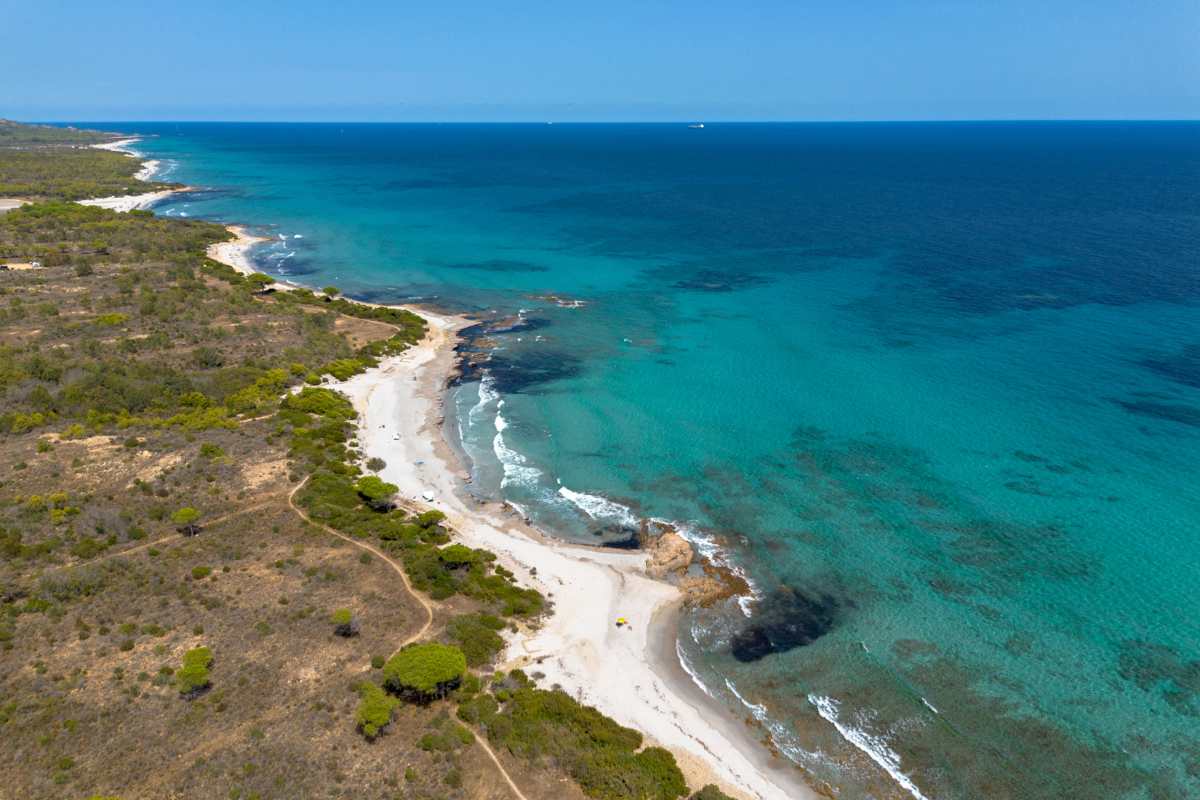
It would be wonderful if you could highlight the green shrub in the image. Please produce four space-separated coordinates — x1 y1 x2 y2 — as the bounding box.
382 643 466 700
176 646 213 697
447 613 506 667
198 443 225 459
355 681 400 739
484 686 688 800
191 566 212 580
691 786 737 800
354 475 397 509
330 607 359 637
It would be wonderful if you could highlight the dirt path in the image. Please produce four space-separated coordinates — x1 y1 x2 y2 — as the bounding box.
286 477 434 647
287 476 530 800
47 495 284 573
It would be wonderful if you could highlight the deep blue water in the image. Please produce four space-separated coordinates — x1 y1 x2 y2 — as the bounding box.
93 122 1199 799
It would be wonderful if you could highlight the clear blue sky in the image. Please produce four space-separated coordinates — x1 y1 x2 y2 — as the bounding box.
4 0 1197 121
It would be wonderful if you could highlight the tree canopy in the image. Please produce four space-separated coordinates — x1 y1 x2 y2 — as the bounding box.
382 642 466 699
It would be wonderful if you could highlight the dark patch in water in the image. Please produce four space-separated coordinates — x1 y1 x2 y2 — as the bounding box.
1118 639 1200 717
1140 344 1200 389
1116 398 1200 428
438 258 549 274
598 532 641 550
485 350 583 393
730 587 842 662
672 269 772 293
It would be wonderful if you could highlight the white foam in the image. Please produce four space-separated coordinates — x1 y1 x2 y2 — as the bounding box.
676 640 716 698
558 486 640 528
469 375 499 426
808 694 932 800
726 679 819 763
492 401 543 490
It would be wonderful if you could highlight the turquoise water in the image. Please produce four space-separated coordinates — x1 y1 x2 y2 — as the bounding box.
105 122 1198 798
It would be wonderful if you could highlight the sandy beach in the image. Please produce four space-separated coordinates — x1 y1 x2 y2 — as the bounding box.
207 225 271 274
327 310 817 800
198 215 818 800
78 136 181 212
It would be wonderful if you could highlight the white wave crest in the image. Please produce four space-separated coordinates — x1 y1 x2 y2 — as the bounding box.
675 641 716 698
808 694 932 800
557 486 639 528
726 679 819 763
492 401 542 490
469 375 499 426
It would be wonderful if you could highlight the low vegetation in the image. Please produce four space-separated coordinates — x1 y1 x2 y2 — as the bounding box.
355 680 400 739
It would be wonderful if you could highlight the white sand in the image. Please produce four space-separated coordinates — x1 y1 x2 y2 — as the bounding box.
78 137 176 211
336 309 816 800
79 190 179 212
207 225 270 276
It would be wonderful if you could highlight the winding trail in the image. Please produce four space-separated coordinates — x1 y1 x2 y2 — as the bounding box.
286 477 434 647
286 477 529 800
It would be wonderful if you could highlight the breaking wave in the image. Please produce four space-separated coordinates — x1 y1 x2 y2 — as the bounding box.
557 485 640 528
808 694 931 800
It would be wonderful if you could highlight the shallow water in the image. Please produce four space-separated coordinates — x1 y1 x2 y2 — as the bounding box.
106 121 1200 798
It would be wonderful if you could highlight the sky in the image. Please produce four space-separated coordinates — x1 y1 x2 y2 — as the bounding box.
3 0 1197 121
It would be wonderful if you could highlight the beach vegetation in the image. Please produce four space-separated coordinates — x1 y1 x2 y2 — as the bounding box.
353 475 397 509
690 786 736 800
446 612 506 667
469 684 688 800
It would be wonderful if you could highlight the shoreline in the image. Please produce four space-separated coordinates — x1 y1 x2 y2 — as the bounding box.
194 167 818 800
324 309 816 800
80 136 188 212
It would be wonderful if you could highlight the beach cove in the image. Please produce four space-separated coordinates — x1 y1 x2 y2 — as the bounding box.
200 211 818 800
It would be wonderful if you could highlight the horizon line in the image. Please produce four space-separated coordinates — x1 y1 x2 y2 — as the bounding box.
24 117 1200 126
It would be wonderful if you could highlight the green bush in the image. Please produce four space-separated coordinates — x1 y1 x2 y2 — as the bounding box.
330 607 359 637
176 646 213 697
191 566 212 580
355 681 400 739
691 786 737 800
447 613 506 667
354 475 397 509
484 686 688 800
382 643 466 700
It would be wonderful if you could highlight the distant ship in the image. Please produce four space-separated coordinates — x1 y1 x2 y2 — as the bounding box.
688 123 705 129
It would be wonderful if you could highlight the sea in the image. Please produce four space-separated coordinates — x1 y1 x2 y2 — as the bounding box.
89 121 1199 799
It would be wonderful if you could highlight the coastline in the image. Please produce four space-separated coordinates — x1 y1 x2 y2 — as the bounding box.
190 154 818 799
80 136 186 211
329 311 817 800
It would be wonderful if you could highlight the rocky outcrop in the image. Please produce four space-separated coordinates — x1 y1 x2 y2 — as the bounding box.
645 532 693 578
679 576 729 607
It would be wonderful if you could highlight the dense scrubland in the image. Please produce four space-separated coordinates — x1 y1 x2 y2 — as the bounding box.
0 122 732 800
